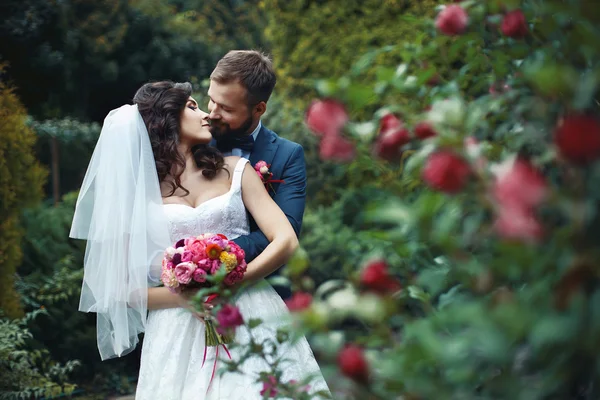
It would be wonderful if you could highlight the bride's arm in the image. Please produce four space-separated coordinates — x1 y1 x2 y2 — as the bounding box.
147 287 183 309
240 163 299 282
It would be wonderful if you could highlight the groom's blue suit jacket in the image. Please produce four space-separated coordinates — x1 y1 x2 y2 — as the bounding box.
232 125 306 299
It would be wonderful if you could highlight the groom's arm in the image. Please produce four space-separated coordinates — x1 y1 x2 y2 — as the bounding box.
233 145 307 263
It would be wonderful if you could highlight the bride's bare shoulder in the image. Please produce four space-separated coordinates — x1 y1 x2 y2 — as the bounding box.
223 155 241 169
222 156 243 177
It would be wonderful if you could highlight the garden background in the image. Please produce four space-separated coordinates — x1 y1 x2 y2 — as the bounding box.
2 0 600 399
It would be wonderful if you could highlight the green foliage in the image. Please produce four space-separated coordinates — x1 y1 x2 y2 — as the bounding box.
0 0 264 121
17 192 140 386
263 0 443 106
222 1 600 399
0 309 80 399
0 75 47 319
29 118 101 198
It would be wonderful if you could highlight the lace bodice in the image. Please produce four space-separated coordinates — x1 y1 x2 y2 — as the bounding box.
163 158 250 243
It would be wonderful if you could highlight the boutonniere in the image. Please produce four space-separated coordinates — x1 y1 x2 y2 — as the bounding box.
254 161 284 194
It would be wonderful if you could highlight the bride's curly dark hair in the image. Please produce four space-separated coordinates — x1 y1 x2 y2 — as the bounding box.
133 81 226 196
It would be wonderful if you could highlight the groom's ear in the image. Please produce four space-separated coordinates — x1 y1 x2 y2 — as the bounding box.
253 101 267 118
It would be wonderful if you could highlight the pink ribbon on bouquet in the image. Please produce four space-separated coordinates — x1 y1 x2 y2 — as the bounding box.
202 294 232 394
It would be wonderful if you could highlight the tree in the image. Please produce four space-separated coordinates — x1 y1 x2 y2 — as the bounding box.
0 72 46 319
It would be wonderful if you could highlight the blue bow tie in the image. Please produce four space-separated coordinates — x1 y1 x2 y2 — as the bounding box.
216 135 255 153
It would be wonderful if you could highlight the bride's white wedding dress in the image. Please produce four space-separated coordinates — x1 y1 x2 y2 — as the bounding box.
136 158 330 399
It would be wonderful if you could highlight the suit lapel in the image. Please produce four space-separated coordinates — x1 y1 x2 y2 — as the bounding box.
250 126 278 167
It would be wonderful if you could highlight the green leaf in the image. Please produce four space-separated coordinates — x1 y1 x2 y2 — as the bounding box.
407 285 431 303
247 318 263 329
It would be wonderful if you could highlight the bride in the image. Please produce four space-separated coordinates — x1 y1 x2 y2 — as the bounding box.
70 81 330 399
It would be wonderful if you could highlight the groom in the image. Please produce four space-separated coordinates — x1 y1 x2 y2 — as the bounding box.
206 50 306 300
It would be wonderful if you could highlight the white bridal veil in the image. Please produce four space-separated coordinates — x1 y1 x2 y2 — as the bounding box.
70 104 171 360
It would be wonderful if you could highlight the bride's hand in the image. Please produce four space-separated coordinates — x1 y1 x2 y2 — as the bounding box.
176 289 213 322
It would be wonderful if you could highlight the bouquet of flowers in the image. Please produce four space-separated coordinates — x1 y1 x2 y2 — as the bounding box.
161 233 247 346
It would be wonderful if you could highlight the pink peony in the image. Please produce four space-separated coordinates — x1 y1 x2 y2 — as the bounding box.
216 304 244 334
186 240 207 263
192 268 207 283
228 243 246 263
174 262 196 285
260 375 278 398
161 269 179 291
197 258 213 272
181 250 194 263
209 259 222 275
224 264 246 286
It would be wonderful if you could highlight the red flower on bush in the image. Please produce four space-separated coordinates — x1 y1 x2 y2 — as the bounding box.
422 150 471 193
491 157 546 242
360 260 401 294
554 114 600 164
285 291 313 312
501 9 528 38
435 5 469 36
374 113 410 160
216 304 244 334
493 159 547 210
319 133 356 162
494 206 543 242
414 121 437 140
305 99 349 137
338 344 369 384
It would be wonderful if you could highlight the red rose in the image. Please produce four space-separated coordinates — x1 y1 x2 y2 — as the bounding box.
374 113 410 160
414 121 437 140
554 114 600 164
338 345 369 384
380 113 403 132
501 9 528 38
285 292 313 312
494 205 543 243
422 150 471 193
305 99 349 137
360 260 401 293
435 5 469 36
493 159 547 210
319 133 356 162
216 304 244 334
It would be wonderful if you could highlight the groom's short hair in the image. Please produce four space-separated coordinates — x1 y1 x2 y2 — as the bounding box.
210 50 276 105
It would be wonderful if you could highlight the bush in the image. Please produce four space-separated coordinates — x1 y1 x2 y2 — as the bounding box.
296 1 600 398
0 309 79 399
29 118 101 200
262 0 443 105
17 192 140 389
209 1 600 399
0 73 47 319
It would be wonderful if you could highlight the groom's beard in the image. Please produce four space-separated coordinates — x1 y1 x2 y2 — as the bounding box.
209 115 254 140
